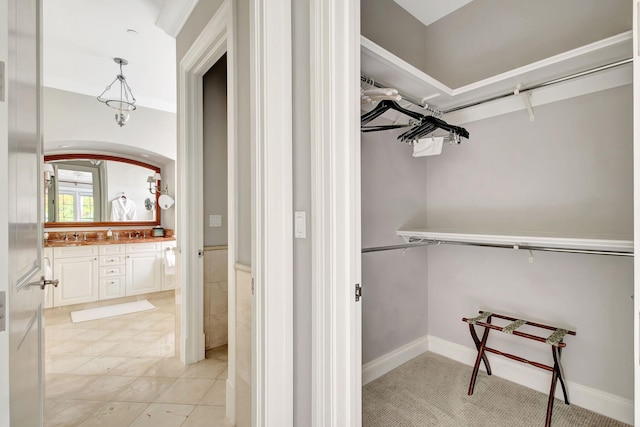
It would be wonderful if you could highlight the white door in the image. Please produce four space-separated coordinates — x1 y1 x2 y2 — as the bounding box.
2 0 45 425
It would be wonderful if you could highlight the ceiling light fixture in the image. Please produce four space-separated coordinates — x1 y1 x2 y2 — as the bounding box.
97 57 137 127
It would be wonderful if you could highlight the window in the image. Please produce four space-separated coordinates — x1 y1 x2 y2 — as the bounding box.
56 168 96 222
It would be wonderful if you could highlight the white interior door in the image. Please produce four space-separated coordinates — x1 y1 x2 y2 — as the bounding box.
3 0 45 425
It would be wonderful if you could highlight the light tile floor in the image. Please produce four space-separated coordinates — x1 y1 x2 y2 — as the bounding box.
44 294 231 427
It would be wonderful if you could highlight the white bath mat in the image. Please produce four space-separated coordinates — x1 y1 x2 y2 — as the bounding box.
70 300 156 323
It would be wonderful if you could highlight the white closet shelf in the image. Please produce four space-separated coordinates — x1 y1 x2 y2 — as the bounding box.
396 229 633 254
361 31 632 113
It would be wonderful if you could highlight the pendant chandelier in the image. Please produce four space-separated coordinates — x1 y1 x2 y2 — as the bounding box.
97 58 137 127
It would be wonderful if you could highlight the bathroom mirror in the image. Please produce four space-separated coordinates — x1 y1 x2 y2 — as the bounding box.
44 154 161 228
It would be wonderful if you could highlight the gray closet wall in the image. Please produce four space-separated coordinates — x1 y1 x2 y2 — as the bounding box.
425 86 633 399
360 86 633 399
361 130 429 363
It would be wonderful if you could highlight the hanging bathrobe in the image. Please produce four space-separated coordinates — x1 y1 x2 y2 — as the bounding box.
111 196 137 221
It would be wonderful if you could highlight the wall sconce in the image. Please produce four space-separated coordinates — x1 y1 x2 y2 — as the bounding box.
43 163 54 188
147 172 162 194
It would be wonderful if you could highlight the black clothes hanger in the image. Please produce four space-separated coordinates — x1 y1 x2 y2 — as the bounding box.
398 116 469 142
360 99 469 142
360 123 413 133
361 100 424 125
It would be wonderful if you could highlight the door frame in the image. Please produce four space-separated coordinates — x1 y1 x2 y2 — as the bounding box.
177 0 238 422
250 0 294 425
309 0 361 425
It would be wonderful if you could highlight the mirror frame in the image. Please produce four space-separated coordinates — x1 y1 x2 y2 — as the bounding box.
44 154 161 228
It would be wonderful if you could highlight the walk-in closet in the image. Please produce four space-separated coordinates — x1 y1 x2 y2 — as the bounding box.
360 1 633 425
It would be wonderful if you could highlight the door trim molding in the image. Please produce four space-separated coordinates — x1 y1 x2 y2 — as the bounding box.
251 0 294 425
310 0 361 425
177 0 237 423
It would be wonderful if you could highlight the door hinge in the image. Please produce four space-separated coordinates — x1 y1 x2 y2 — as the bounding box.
355 283 362 302
251 278 255 295
0 291 5 332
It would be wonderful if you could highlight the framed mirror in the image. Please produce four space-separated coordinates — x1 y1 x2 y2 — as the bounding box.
44 154 161 228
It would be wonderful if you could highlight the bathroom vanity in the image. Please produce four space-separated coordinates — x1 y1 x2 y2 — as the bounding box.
44 236 177 308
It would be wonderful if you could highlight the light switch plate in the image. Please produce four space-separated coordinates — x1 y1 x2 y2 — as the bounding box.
294 211 306 238
209 214 222 227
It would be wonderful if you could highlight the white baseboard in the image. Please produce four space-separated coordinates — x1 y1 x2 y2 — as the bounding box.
362 335 430 385
427 335 633 425
226 378 236 425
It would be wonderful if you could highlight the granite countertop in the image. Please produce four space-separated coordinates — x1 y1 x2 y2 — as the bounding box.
45 236 176 247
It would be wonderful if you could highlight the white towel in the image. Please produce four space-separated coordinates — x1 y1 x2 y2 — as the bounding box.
164 249 176 276
412 136 444 157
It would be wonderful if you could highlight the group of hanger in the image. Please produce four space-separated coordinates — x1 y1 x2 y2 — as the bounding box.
360 87 469 144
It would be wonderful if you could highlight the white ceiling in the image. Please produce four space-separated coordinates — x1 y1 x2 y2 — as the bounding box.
43 0 178 113
393 0 474 27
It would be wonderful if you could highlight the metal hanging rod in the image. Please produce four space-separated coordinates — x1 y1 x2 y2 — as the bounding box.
361 75 443 117
362 242 433 253
442 57 632 114
362 238 633 257
408 238 633 257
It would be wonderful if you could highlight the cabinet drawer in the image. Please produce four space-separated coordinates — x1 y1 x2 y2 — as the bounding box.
100 265 126 277
126 242 162 253
99 244 125 255
99 277 126 300
53 245 99 259
99 255 125 266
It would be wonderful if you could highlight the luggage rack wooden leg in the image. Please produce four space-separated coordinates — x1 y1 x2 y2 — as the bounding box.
467 317 492 395
468 316 492 377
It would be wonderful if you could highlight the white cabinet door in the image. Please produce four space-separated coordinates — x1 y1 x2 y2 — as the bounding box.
126 252 162 296
53 256 99 306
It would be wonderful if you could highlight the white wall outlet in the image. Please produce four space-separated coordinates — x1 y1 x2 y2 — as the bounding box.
294 211 306 238
209 214 222 227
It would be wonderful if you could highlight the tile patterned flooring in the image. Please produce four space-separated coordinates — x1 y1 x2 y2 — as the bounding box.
44 294 231 427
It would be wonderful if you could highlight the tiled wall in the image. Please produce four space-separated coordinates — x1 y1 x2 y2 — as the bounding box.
204 247 228 349
235 263 252 427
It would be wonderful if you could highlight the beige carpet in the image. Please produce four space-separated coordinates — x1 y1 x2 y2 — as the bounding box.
363 352 630 427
